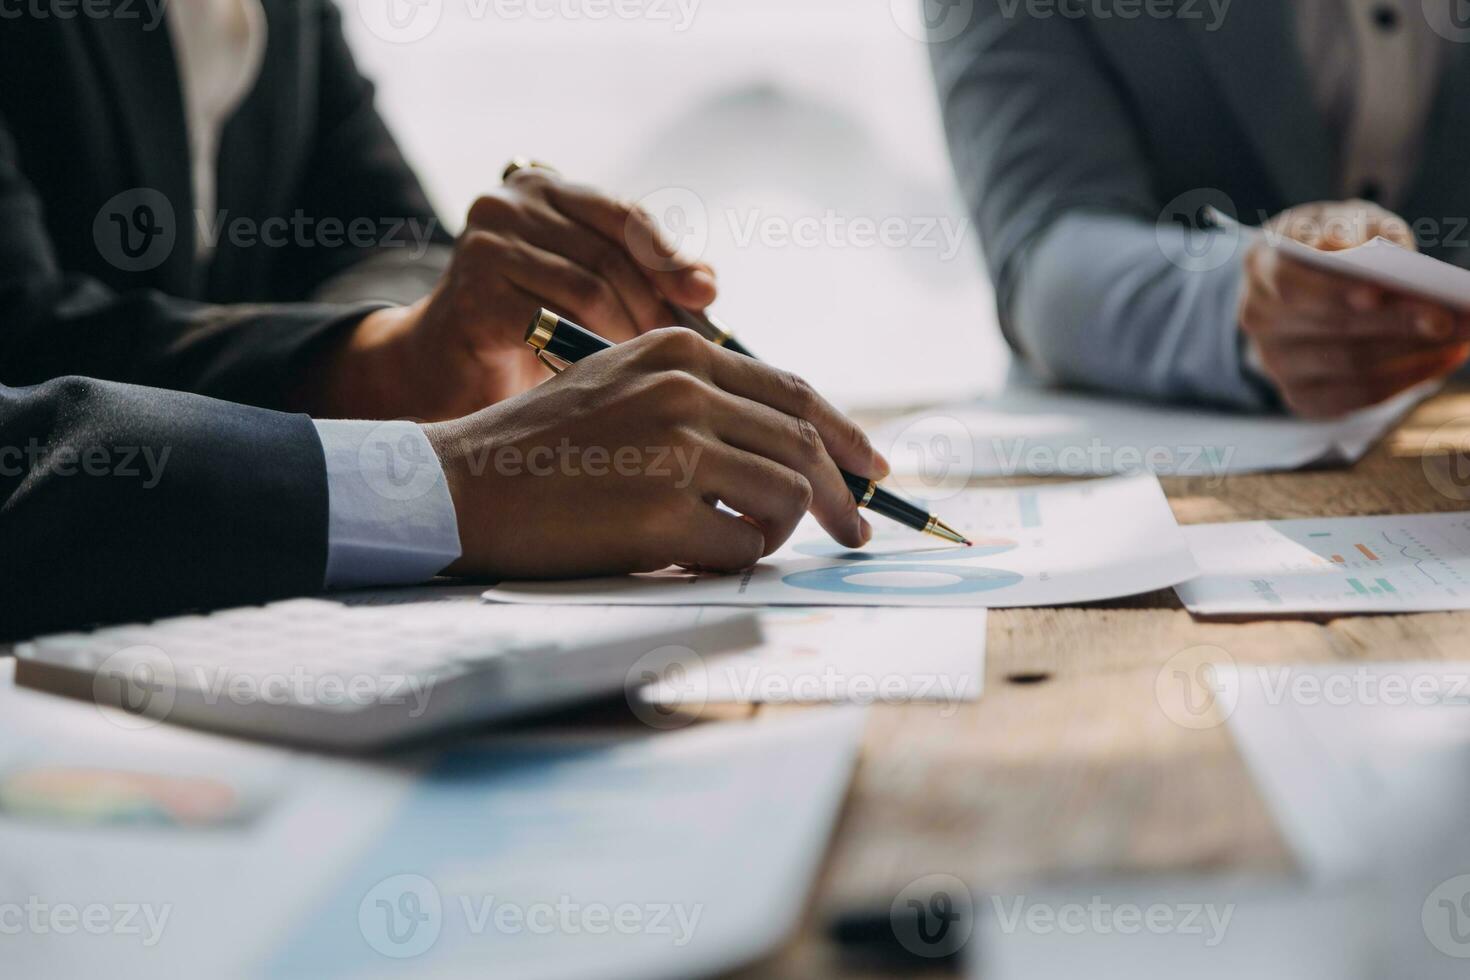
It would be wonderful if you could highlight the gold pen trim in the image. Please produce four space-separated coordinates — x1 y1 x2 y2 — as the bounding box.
526 310 565 374
526 309 559 351
857 480 877 508
923 517 972 547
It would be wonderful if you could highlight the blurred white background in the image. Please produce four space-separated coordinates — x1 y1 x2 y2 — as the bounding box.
341 0 1009 409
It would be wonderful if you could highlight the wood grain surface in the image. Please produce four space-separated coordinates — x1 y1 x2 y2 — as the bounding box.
733 389 1470 978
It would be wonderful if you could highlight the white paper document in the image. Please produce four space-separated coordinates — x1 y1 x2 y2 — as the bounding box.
266 708 867 980
1272 234 1470 312
0 660 867 980
874 382 1424 485
485 475 1197 608
1213 205 1470 312
638 606 985 708
1223 661 1470 881
975 877 1377 980
1175 512 1470 615
1221 661 1470 979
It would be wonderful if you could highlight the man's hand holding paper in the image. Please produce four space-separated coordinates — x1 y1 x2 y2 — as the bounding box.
1240 200 1470 419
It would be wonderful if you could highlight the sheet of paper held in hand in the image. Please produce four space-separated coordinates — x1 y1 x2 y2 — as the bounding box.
1269 231 1470 312
873 381 1429 484
1175 512 1470 616
1209 204 1470 310
484 474 1197 608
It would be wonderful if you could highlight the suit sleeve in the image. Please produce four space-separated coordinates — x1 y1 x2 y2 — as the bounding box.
276 1 456 304
0 103 383 409
930 8 1276 410
0 377 330 641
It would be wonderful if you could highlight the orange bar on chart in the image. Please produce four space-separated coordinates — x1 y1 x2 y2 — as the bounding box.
1331 555 1345 563
1355 544 1380 561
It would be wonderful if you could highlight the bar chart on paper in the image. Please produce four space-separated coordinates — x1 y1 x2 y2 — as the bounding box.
1175 512 1470 615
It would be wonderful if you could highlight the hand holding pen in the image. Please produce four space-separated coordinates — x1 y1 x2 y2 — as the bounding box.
527 309 971 547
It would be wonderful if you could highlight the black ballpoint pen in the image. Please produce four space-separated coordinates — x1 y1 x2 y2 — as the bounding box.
525 308 972 547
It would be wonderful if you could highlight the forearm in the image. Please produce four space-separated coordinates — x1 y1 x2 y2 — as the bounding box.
309 244 453 307
0 377 331 639
0 270 387 411
1008 211 1278 411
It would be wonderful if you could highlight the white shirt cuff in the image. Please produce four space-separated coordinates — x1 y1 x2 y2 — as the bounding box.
312 419 462 589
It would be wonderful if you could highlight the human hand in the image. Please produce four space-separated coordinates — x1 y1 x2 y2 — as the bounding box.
422 328 890 578
315 170 717 420
1239 199 1470 418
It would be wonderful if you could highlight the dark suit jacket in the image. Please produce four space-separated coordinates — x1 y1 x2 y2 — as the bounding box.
932 4 1470 409
0 0 453 408
0 377 328 641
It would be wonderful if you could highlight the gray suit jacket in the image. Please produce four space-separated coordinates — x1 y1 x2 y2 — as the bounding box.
932 3 1470 410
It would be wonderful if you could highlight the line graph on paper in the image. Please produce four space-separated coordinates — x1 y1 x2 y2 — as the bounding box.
1178 512 1470 613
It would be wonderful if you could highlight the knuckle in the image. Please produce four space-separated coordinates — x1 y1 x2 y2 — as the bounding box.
791 416 824 459
784 472 815 514
649 370 709 417
735 532 765 569
648 326 706 363
781 370 819 414
460 230 508 265
467 193 515 227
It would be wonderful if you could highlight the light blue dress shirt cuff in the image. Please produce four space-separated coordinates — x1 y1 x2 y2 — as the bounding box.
312 419 462 590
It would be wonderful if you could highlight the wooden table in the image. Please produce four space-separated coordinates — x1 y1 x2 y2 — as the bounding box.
732 389 1470 978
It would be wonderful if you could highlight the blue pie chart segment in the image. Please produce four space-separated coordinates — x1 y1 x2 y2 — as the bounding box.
794 537 1017 562
782 563 1024 596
